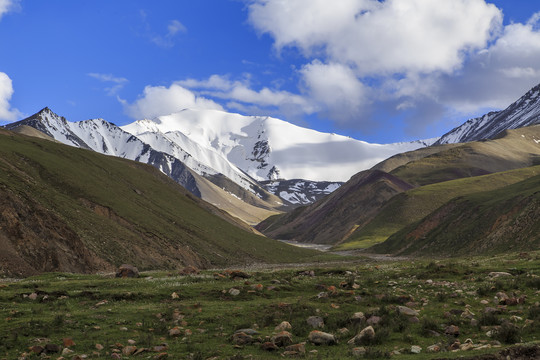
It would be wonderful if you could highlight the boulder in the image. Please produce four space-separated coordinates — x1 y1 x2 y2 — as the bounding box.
397 305 419 317
232 332 253 345
308 330 337 345
115 264 139 278
271 331 293 347
350 326 375 345
275 321 292 331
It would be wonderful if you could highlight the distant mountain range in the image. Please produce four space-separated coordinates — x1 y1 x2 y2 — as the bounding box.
5 107 433 222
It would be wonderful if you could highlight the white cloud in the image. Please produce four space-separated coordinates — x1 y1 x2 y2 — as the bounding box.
88 73 128 96
300 61 369 124
0 72 22 122
0 0 19 20
121 82 223 120
248 0 502 75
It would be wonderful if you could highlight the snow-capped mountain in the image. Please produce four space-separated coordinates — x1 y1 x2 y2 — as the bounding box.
6 107 434 209
122 108 435 183
5 108 202 196
437 83 540 145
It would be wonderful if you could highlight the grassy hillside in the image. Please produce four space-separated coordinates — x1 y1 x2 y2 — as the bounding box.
390 125 540 186
256 170 413 244
372 171 540 256
337 165 540 251
0 129 323 276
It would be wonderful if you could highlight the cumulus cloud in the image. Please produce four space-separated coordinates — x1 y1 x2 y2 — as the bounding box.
248 0 502 75
120 82 223 120
0 72 22 122
300 61 369 124
88 73 129 96
242 0 509 135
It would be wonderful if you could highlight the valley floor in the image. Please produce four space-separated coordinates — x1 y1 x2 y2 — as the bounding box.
1 252 539 359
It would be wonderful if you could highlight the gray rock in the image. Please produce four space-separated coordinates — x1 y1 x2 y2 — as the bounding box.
307 316 324 328
308 330 336 345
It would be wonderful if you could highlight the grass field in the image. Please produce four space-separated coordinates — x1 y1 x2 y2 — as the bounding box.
1 252 539 359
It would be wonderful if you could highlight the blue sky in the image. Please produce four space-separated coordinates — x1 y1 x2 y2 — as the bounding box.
1 0 540 143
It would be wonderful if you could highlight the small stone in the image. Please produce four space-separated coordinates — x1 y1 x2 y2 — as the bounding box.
169 327 182 337
445 325 460 337
427 344 440 353
306 316 324 328
62 338 75 347
272 331 293 347
123 346 137 356
351 347 367 357
44 344 61 353
30 345 44 354
285 343 306 354
115 264 139 278
235 328 258 335
228 288 240 296
366 315 381 325
397 305 419 316
308 330 337 345
275 321 292 331
232 332 253 345
488 272 512 278
95 344 104 351
229 270 250 279
28 293 38 300
351 312 365 322
261 342 278 351
61 348 74 356
127 339 136 345
410 345 422 354
171 292 179 299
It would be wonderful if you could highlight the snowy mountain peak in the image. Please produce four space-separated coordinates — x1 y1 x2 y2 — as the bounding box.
122 108 431 183
437 82 540 145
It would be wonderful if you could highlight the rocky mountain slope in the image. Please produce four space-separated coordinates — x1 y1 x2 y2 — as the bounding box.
437 83 540 144
0 128 320 277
